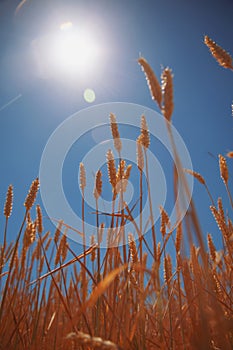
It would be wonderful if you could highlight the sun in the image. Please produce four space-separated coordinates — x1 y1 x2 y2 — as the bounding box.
51 22 100 75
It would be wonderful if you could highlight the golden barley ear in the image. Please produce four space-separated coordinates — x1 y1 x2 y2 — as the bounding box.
161 67 174 122
175 223 182 253
164 254 172 285
79 163 86 191
116 159 126 184
106 149 117 190
138 57 162 109
226 151 233 158
90 235 96 261
36 205 43 234
4 184 13 218
138 115 150 149
219 154 228 185
159 205 170 237
23 221 36 249
204 35 233 70
136 140 144 171
128 233 138 265
24 178 40 212
110 113 122 154
184 168 206 185
93 169 102 199
66 332 120 350
207 233 217 263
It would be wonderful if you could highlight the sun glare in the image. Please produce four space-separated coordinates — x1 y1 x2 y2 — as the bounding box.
51 22 100 75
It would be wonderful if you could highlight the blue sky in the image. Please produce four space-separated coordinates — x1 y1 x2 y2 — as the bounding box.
0 0 232 252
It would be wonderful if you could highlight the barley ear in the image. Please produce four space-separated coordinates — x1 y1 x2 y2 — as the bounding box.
226 151 233 158
137 140 144 171
204 35 233 70
90 235 96 261
184 168 205 185
138 57 162 108
128 233 138 265
110 113 122 153
94 169 102 199
207 233 216 263
175 223 182 253
219 154 228 185
161 67 174 122
138 115 150 149
164 254 172 285
4 184 13 218
159 205 170 237
36 205 43 234
106 149 117 190
79 163 86 191
24 178 40 211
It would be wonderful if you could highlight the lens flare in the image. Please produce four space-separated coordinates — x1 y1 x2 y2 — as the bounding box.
84 89 96 103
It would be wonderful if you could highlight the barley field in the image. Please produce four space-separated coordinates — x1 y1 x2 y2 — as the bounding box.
0 36 232 350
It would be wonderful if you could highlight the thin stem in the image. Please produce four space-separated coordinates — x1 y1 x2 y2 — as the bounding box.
82 189 86 302
144 148 157 260
226 182 233 209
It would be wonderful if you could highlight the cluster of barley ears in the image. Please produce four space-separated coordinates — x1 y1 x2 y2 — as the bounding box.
0 35 232 349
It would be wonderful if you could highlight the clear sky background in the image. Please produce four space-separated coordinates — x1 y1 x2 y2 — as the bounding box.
0 0 232 252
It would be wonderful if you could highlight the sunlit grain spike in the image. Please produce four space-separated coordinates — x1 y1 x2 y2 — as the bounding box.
110 113 122 153
175 223 182 253
137 140 144 171
124 164 132 181
66 331 119 350
159 205 170 237
24 178 40 211
90 235 96 261
23 221 36 249
54 220 63 244
210 205 228 239
204 35 233 69
4 184 13 218
36 205 43 234
226 151 233 158
60 233 68 263
207 233 217 263
164 254 172 285
218 154 228 185
217 198 225 223
55 231 68 265
161 67 174 122
138 57 162 109
106 149 117 190
94 169 102 199
79 163 86 191
128 233 138 264
138 115 150 149
184 168 205 185
116 159 126 184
